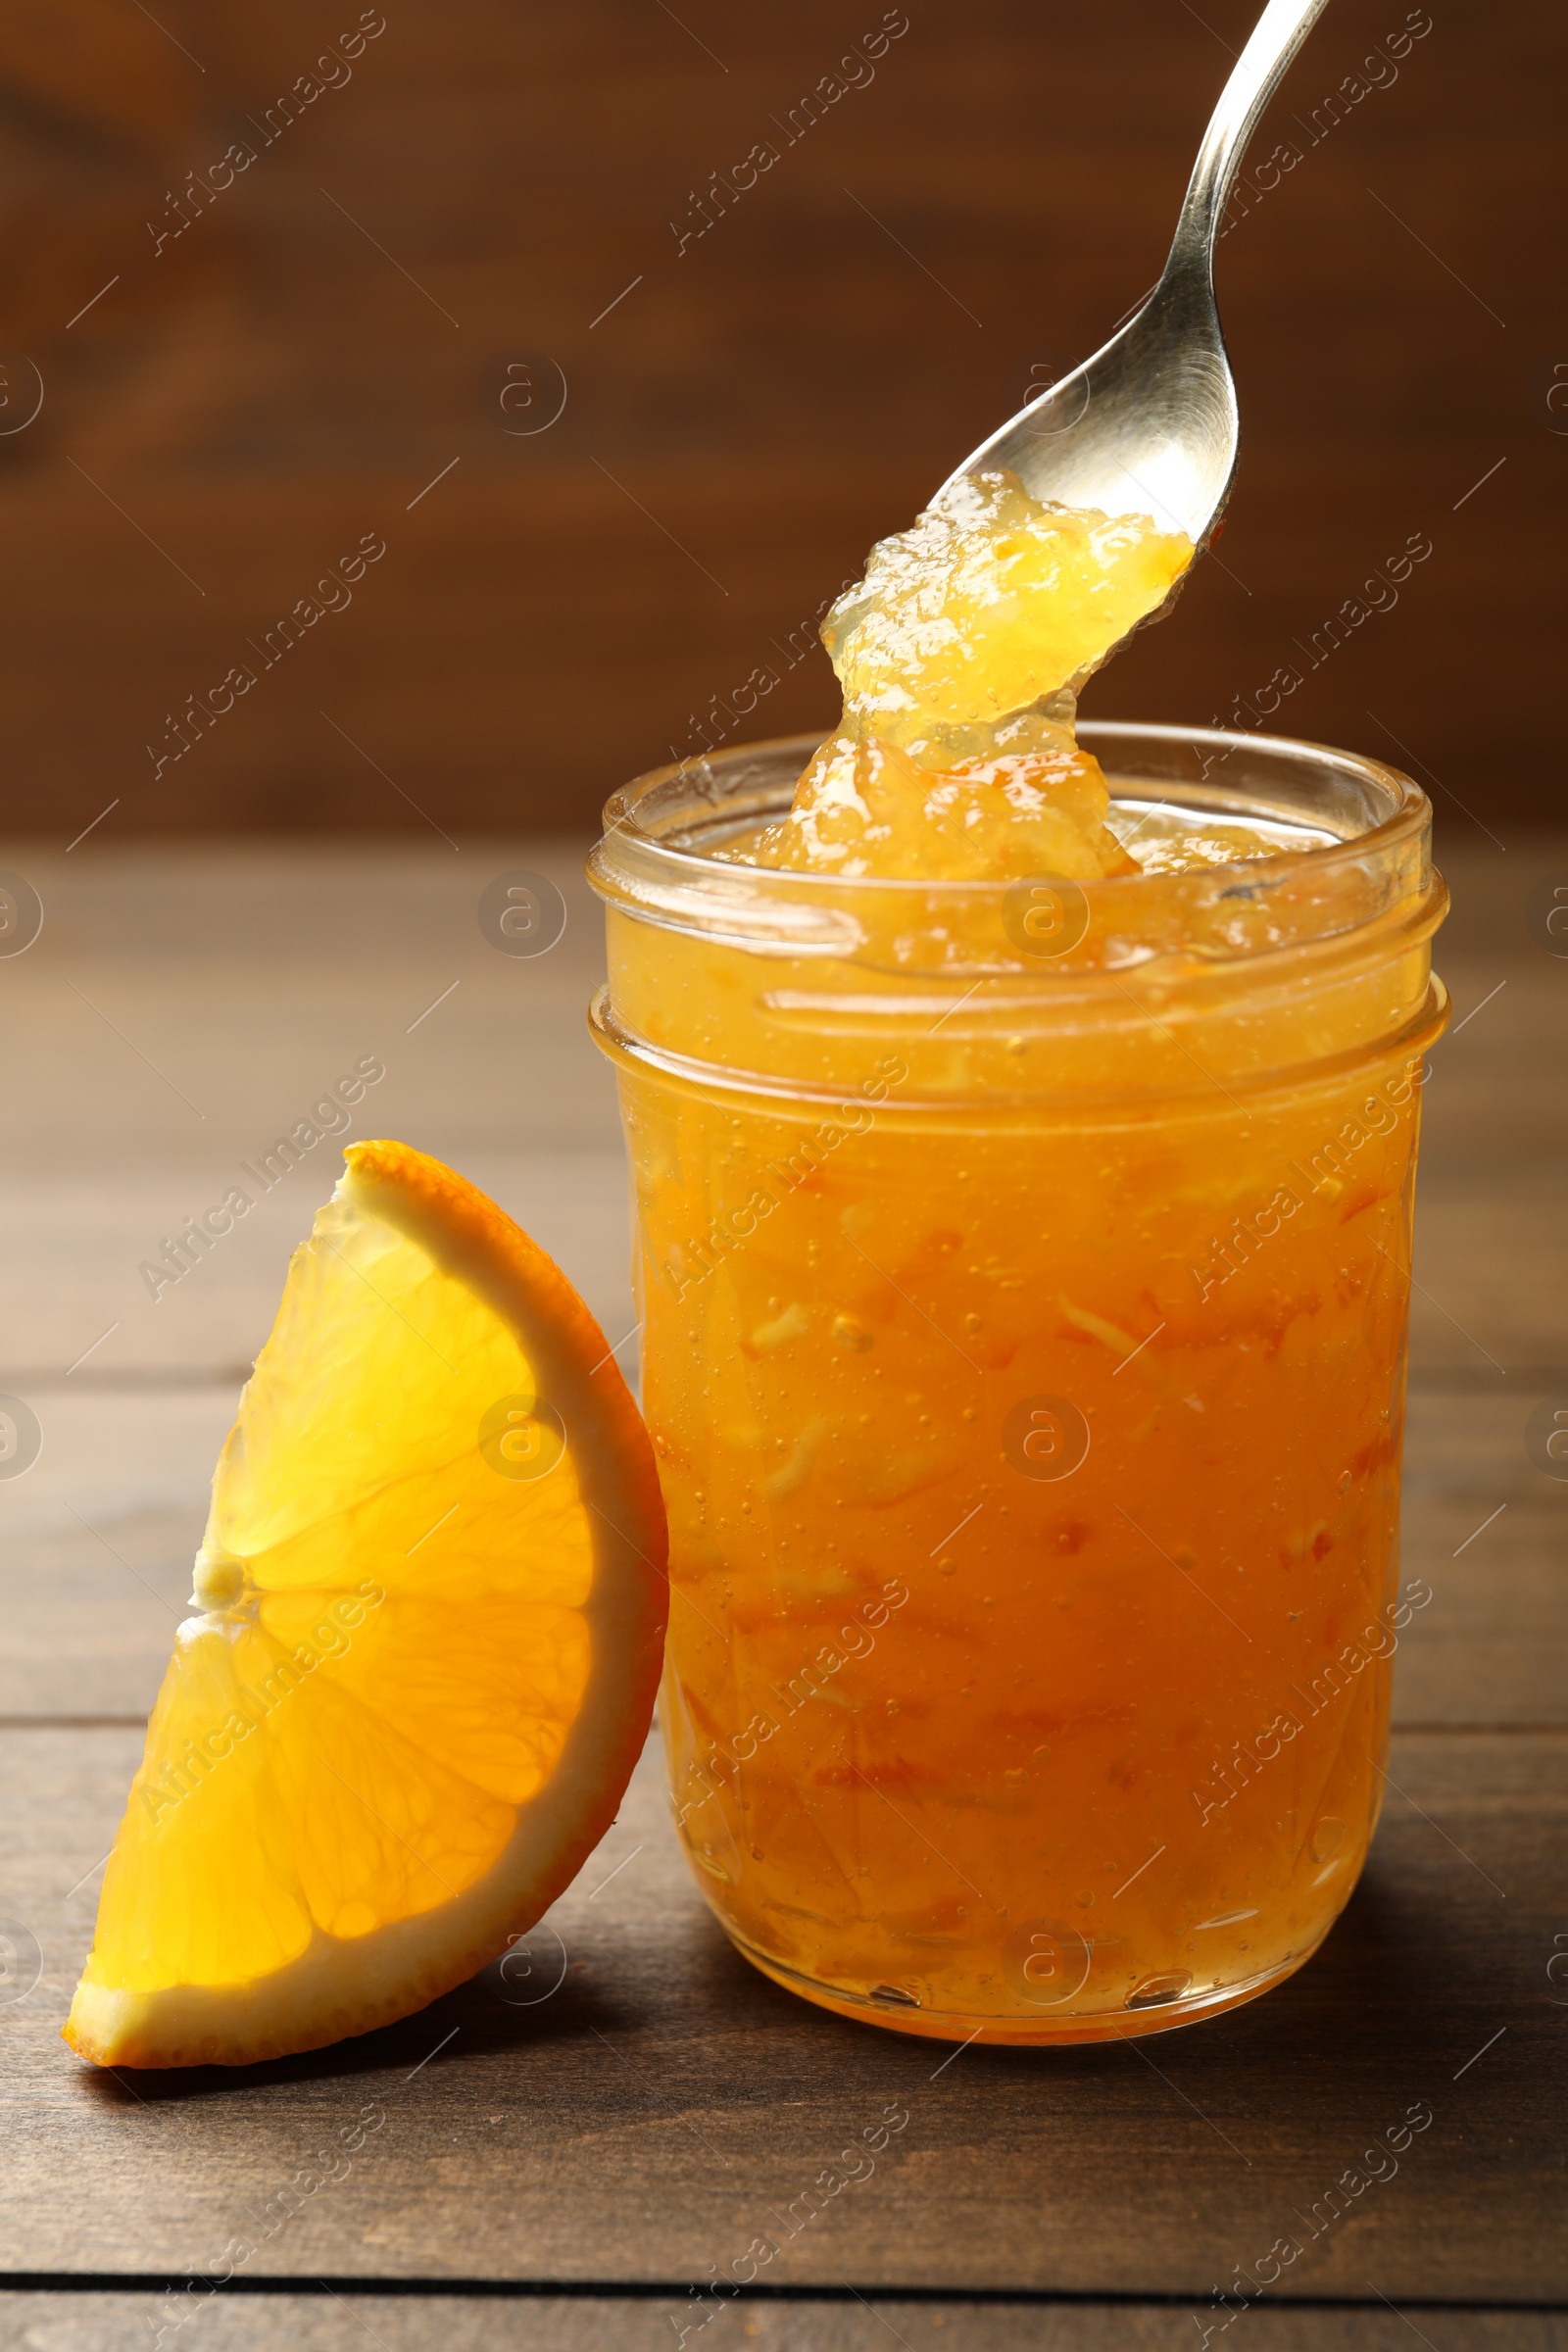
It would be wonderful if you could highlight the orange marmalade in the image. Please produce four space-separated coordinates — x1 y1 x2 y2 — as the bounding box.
589 474 1447 2040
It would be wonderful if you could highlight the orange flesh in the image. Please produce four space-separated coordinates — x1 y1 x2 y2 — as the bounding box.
66 1143 668 2068
611 477 1435 2038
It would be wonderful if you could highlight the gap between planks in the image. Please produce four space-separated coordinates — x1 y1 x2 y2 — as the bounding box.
2 2274 1567 2313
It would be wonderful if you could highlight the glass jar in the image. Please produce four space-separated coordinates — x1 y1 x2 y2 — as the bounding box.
588 720 1447 2043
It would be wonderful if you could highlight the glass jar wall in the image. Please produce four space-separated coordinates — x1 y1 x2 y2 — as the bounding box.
589 722 1447 2042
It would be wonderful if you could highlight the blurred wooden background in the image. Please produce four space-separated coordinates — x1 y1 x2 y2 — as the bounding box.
0 0 1561 840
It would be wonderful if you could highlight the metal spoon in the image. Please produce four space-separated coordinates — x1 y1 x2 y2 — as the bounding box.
944 0 1332 558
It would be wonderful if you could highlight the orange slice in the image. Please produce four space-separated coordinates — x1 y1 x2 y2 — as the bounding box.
65 1141 667 2069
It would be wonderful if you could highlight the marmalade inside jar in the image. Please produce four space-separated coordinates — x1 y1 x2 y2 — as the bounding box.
600 468 1444 2041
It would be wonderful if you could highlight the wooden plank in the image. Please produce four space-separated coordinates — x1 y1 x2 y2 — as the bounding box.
0 843 631 1378
1395 1387 1568 1729
1402 833 1567 1381
0 844 1555 1276
1407 1170 1567 1384
0 0 1561 833
2 1385 1560 1728
1 1728 1562 2298
0 2289 1564 2352
0 1151 629 1379
0 842 1561 1725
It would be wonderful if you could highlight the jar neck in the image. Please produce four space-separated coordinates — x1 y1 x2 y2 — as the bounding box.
590 724 1446 1113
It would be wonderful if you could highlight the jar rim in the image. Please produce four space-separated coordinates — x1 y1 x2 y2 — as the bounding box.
595 718 1430 897
589 720 1439 977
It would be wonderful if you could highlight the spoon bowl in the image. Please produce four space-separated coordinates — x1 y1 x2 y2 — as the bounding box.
944 0 1332 556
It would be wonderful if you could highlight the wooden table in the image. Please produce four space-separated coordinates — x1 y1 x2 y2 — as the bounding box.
1 833 1563 2350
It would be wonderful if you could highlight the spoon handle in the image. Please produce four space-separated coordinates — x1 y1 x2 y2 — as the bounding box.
1167 0 1333 274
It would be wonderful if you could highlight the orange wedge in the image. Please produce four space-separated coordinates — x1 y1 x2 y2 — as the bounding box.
65 1141 666 2069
